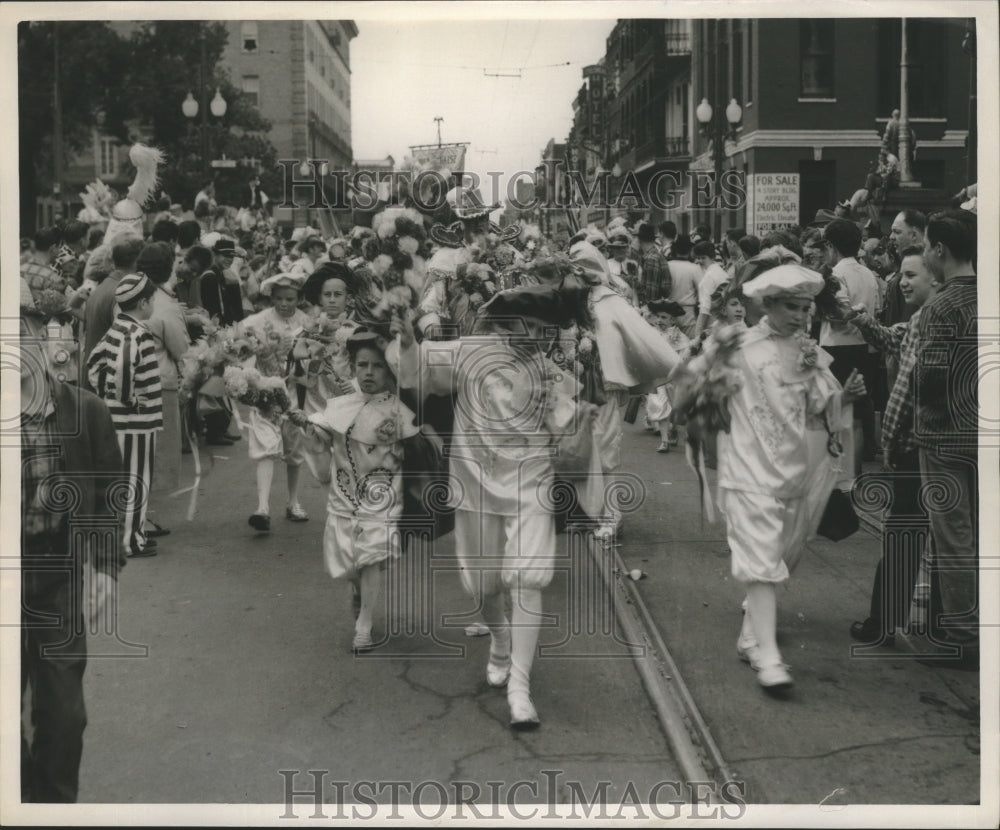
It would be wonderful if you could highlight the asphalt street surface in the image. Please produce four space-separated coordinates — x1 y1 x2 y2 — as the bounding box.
77 406 980 806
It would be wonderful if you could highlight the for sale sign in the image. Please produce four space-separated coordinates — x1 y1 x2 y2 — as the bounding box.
746 173 800 236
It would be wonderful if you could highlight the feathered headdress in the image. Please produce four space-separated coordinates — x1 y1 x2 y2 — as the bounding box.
104 143 165 244
126 144 165 206
77 179 117 225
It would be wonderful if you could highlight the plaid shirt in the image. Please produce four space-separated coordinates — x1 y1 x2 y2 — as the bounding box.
638 247 672 305
913 275 978 456
21 397 68 545
855 311 921 460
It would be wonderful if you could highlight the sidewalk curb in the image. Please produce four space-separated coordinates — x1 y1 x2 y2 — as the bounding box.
585 533 737 793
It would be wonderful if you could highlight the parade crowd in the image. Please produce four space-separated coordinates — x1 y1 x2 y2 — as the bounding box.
18 145 979 802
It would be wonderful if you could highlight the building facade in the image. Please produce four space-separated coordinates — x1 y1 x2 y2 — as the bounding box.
554 16 974 237
221 20 357 173
690 17 972 235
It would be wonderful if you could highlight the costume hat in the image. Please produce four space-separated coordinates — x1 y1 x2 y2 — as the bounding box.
742 263 824 299
447 186 501 220
115 273 152 305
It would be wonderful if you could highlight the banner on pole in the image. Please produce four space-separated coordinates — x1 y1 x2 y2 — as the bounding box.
746 173 800 236
409 143 467 173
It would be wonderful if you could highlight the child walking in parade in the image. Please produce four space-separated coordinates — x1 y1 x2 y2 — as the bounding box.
289 331 421 653
290 262 362 483
294 264 361 413
712 264 865 692
86 273 163 558
240 273 311 531
387 283 652 729
643 299 692 453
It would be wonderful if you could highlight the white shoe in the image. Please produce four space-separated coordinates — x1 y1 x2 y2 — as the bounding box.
351 630 375 653
757 662 793 691
508 689 540 730
487 654 511 687
736 634 763 671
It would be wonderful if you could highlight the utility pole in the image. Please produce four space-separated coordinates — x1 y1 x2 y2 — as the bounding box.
52 24 64 218
963 22 976 184
898 18 920 187
434 116 443 148
200 29 209 180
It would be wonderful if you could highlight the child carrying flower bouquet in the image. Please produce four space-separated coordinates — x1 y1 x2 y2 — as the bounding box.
294 264 361 412
238 273 310 531
287 330 421 653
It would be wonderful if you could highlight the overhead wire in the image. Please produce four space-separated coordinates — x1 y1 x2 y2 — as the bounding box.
351 58 575 71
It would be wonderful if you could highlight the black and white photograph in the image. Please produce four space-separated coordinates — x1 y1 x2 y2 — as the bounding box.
2 1 997 825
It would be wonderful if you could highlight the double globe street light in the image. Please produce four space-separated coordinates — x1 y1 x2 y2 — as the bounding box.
182 86 228 179
695 97 742 239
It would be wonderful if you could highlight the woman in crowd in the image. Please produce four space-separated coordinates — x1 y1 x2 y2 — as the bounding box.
141 242 191 502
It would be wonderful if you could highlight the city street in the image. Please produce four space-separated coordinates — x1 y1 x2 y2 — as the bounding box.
77 406 979 807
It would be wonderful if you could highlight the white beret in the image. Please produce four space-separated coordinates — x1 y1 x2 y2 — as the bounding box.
742 263 824 299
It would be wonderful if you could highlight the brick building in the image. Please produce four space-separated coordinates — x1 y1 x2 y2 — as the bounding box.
221 20 357 172
553 16 974 237
689 17 974 235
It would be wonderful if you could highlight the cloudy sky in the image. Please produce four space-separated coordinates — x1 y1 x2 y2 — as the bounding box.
350 18 614 204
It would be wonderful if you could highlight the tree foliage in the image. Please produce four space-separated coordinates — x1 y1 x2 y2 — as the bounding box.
18 20 281 230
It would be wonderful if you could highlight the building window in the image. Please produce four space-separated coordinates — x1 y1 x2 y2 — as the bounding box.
800 20 834 98
98 136 117 177
241 21 258 52
242 75 260 107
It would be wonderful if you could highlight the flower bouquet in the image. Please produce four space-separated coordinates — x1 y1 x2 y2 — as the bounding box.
223 365 291 422
671 324 745 521
366 206 428 295
292 311 354 380
32 287 71 320
178 325 234 404
671 324 744 435
453 261 497 311
246 320 295 377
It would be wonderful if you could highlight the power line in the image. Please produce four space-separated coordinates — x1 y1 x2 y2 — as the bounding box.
352 58 574 71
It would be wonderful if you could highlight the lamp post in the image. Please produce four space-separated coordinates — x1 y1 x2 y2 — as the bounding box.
181 30 227 180
695 96 742 241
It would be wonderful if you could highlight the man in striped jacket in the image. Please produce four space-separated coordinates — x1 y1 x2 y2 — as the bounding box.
86 273 163 557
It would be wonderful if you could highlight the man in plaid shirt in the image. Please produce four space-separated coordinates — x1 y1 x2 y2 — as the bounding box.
911 209 979 669
845 245 941 645
20 330 125 801
635 222 672 305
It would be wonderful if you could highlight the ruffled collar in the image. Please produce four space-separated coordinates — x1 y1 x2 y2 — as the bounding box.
313 389 420 444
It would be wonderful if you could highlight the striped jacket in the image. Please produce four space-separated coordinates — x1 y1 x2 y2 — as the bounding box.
86 313 163 433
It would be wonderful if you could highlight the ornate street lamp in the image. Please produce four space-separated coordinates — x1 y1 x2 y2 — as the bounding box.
696 96 742 239
182 30 227 179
